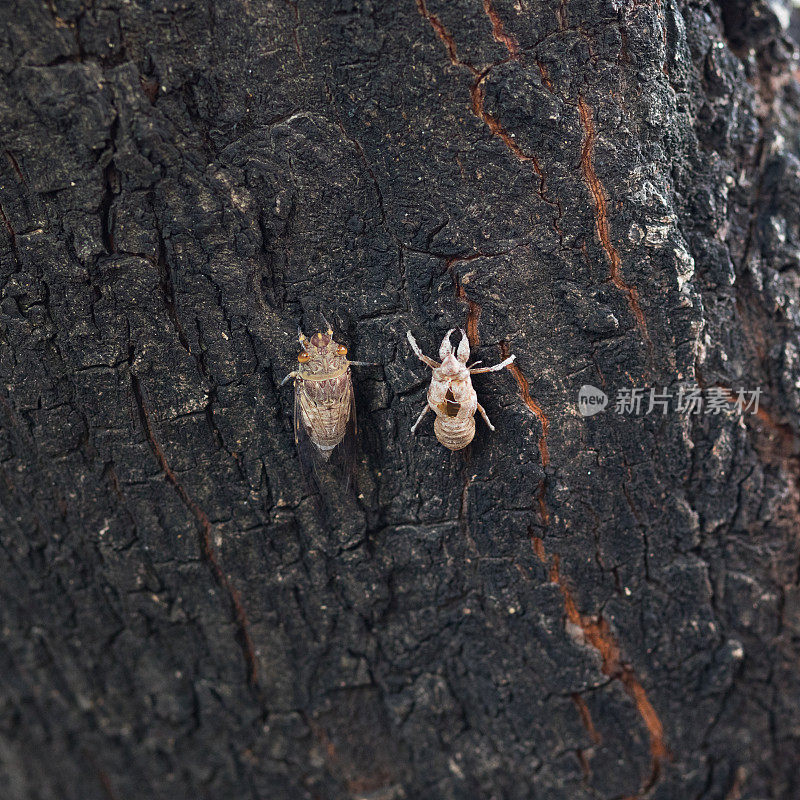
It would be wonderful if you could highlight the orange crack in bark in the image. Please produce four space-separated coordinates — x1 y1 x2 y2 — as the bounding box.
572 693 602 744
482 0 520 60
704 381 800 485
536 59 555 93
751 404 800 459
501 344 549 467
460 287 482 346
132 376 259 688
416 1 564 240
445 255 484 345
284 0 305 66
5 151 26 184
532 539 669 795
577 97 651 351
471 78 564 238
415 0 479 74
0 205 16 246
309 722 396 796
502 346 550 525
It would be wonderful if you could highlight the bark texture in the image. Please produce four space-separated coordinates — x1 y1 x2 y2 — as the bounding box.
1 0 800 798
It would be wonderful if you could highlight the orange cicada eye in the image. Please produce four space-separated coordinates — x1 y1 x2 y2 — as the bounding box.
298 351 311 363
337 345 348 356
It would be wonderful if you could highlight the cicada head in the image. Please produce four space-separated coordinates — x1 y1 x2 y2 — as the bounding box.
297 331 350 376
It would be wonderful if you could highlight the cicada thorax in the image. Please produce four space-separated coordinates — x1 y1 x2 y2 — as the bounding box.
294 331 354 461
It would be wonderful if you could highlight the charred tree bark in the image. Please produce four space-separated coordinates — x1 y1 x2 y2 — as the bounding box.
1 0 800 798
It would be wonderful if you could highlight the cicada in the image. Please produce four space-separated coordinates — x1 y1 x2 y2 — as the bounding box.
407 328 516 450
281 324 370 485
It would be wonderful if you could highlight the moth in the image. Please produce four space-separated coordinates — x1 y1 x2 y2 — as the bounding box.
281 324 370 483
407 328 516 450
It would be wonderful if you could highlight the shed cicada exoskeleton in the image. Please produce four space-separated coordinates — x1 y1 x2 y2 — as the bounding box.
407 328 516 451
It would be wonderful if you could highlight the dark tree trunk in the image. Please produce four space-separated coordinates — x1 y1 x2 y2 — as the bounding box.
2 0 800 798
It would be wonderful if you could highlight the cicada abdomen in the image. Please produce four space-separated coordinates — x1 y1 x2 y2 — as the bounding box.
407 328 516 451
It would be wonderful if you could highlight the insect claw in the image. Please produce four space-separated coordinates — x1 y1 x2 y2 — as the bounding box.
439 329 456 360
456 328 470 363
280 371 299 386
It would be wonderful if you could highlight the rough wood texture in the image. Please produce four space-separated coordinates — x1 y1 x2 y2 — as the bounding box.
1 0 799 798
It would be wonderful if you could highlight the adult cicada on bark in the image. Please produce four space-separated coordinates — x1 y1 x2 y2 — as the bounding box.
281 324 370 487
407 328 516 451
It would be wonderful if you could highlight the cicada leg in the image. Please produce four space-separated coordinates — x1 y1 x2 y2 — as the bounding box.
469 353 516 374
407 331 440 370
411 403 431 434
476 402 495 431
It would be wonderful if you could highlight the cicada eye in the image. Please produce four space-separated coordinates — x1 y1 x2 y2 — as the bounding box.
337 345 348 356
298 351 311 363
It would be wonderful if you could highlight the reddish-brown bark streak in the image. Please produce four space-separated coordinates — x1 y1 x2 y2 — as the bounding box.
501 347 550 524
535 482 550 526
309 721 394 795
470 79 564 236
445 255 484 345
533 541 669 794
500 345 549 467
5 150 25 184
0 205 16 246
97 768 120 800
482 0 520 60
460 287 482 346
572 693 602 744
536 59 555 93
577 97 651 351
415 0 479 73
418 16 666 790
284 0 304 66
131 376 259 688
416 2 563 237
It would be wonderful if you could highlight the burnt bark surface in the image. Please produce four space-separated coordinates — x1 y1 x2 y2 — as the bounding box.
1 0 800 798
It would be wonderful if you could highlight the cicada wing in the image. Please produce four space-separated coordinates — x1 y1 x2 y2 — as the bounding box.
329 374 358 493
293 381 327 496
294 373 358 507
